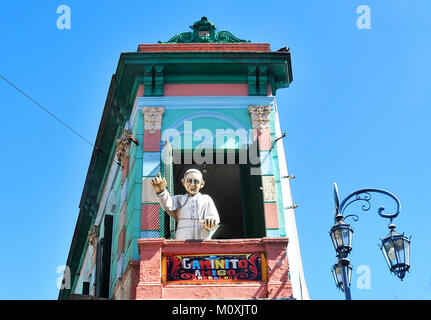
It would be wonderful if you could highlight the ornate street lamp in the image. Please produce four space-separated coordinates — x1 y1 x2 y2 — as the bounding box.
329 217 353 258
380 224 411 280
331 258 352 297
330 183 411 300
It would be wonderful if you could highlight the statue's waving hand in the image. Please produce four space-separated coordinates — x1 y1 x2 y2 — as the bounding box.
151 172 166 194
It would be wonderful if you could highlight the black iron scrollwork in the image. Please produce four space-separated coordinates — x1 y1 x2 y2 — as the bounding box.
333 183 401 223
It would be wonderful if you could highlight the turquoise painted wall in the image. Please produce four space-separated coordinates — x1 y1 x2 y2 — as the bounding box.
109 108 144 298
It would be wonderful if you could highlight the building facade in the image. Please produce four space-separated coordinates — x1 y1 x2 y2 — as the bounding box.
59 17 309 300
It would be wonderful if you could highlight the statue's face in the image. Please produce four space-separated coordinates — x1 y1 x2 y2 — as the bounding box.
182 172 205 195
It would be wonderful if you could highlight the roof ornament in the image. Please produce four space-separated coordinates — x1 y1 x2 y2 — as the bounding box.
159 16 250 43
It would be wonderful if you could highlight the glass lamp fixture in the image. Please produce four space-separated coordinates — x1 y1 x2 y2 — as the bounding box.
330 217 354 258
331 258 352 292
380 223 411 280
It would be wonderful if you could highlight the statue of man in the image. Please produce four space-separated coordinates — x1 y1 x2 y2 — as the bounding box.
151 169 219 240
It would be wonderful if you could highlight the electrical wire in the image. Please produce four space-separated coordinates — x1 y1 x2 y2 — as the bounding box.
0 73 98 150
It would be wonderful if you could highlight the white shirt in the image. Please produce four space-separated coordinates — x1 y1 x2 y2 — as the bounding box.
156 190 220 240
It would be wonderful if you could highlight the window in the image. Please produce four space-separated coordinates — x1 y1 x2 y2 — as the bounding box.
163 149 265 239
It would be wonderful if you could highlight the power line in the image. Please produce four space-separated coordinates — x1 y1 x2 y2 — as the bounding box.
0 73 97 150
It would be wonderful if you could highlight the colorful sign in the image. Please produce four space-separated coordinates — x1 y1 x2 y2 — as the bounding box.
162 253 266 283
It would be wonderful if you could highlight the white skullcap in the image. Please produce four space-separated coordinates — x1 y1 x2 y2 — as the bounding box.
183 168 203 180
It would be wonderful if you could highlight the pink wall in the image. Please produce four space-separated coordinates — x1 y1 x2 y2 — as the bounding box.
164 83 249 96
135 84 273 97
165 83 273 96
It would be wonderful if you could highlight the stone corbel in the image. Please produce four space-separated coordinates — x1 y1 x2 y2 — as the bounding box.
249 105 271 133
142 106 165 134
88 225 100 248
116 129 133 165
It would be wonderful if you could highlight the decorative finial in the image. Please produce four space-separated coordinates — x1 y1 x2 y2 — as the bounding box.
160 17 250 44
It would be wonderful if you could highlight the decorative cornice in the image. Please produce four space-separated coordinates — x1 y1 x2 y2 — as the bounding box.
159 16 250 44
142 106 165 134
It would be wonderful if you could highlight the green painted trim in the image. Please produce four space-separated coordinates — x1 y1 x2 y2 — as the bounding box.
115 51 291 98
128 76 143 107
97 128 121 204
164 74 248 84
70 235 91 295
154 65 164 96
144 65 153 96
248 66 257 95
258 66 268 96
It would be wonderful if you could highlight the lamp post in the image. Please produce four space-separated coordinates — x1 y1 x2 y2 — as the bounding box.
329 183 411 300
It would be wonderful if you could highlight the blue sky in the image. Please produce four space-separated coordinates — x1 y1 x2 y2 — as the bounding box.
0 0 430 300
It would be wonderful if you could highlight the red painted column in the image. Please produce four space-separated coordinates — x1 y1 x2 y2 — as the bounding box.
262 237 292 298
136 238 165 299
264 203 279 229
121 156 130 185
129 260 140 300
257 128 272 151
141 106 165 238
143 129 162 152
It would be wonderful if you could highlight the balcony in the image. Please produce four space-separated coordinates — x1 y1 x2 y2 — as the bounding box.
136 237 292 299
